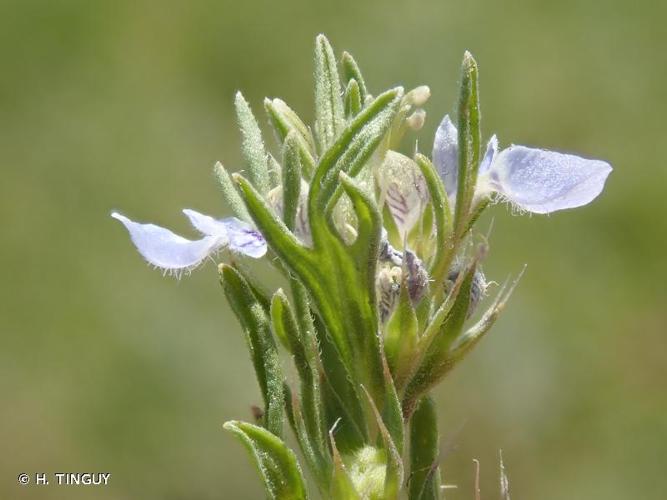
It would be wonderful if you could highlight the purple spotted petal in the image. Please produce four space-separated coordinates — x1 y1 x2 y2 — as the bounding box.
219 218 267 258
111 212 225 272
183 208 266 258
488 146 612 214
432 114 459 196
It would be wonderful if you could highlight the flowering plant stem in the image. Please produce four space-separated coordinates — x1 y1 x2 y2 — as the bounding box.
112 34 611 499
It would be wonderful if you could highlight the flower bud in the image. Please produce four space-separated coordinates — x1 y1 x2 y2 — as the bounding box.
405 250 428 303
445 266 488 318
405 85 431 107
377 265 402 322
406 109 426 131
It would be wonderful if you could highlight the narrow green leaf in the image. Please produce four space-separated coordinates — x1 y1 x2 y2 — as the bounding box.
414 153 452 284
282 132 303 231
268 153 282 188
221 265 284 437
285 385 331 493
408 397 441 500
454 52 481 234
264 97 316 153
224 420 308 500
463 196 491 235
341 51 368 102
314 34 345 152
384 280 418 390
318 319 369 452
329 426 362 500
344 79 362 119
235 91 271 195
308 87 403 231
403 261 478 406
234 173 313 272
213 161 252 223
338 172 382 266
271 291 327 454
228 259 272 313
448 267 524 364
380 357 405 457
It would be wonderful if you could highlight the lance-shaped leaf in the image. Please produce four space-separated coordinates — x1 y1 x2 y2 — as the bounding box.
380 356 405 457
414 153 452 283
230 259 273 313
403 262 478 406
308 87 403 235
341 51 368 102
318 316 369 452
314 34 345 152
233 174 314 274
339 172 381 266
384 279 418 391
220 264 284 437
338 173 388 404
447 268 524 366
408 397 442 500
265 97 316 154
235 92 271 195
268 153 282 188
454 52 481 234
223 420 308 500
344 79 362 119
214 162 252 223
282 132 303 231
362 386 404 500
271 291 328 462
284 384 331 493
329 424 362 500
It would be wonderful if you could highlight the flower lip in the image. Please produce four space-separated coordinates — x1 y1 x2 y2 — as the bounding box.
432 114 612 214
111 209 267 276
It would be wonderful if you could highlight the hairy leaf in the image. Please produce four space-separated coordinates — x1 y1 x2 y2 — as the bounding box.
224 420 308 499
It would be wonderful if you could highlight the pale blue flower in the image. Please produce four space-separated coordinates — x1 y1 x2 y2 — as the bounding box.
433 115 612 214
111 209 266 275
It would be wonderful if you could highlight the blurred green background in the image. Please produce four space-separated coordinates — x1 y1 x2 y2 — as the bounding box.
1 0 665 498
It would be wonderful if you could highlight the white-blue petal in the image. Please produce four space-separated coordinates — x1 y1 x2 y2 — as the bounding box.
220 218 267 258
111 212 225 271
182 209 230 239
432 114 459 196
488 146 612 214
479 134 498 174
183 208 267 258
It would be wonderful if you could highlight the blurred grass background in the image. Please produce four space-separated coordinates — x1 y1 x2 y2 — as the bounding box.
1 0 665 498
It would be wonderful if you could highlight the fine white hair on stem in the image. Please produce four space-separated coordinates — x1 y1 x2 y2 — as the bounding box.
499 450 511 500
